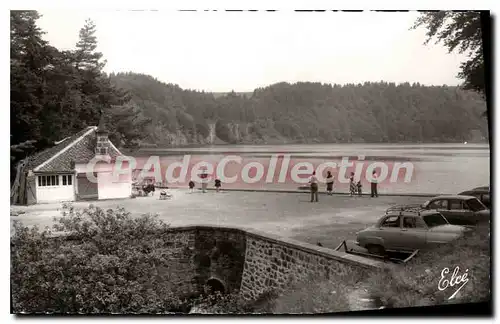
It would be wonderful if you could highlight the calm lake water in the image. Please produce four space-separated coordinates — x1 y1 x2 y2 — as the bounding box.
137 143 490 195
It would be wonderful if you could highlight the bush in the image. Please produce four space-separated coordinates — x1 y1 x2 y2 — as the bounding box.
189 288 278 314
11 204 189 314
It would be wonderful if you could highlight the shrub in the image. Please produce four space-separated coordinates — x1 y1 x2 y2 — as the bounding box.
11 204 188 314
189 288 278 314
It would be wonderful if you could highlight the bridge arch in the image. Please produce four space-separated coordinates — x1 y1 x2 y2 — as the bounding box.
205 277 226 295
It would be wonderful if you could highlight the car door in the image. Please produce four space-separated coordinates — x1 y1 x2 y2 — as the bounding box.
447 199 474 225
378 215 403 251
399 216 428 251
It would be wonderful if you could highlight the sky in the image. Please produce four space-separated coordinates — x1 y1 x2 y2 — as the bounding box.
36 10 470 92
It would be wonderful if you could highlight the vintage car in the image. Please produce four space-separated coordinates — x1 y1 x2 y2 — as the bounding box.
420 195 490 226
386 195 490 226
459 186 491 209
356 208 468 255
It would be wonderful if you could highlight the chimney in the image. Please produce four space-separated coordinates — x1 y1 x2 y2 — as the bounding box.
95 112 110 158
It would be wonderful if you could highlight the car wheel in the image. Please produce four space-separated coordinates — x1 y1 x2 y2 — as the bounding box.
367 244 386 256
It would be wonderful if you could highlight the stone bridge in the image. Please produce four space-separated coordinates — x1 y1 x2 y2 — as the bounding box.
160 225 387 301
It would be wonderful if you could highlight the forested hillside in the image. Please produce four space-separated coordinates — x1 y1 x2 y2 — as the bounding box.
110 73 488 146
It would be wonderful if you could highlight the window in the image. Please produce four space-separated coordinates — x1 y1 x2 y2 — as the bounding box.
381 216 400 228
423 213 448 227
465 198 486 212
428 199 448 209
61 175 73 186
37 175 60 187
449 199 464 210
403 217 417 228
403 217 427 229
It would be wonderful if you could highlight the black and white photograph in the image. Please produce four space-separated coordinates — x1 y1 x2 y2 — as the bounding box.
9 5 493 316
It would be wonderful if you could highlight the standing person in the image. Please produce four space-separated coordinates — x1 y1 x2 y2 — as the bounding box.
356 180 362 196
188 180 195 193
200 169 208 193
215 178 221 192
371 170 379 198
309 171 319 203
326 171 334 195
349 172 356 197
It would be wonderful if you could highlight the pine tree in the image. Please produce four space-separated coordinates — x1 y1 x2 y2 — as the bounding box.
10 10 54 149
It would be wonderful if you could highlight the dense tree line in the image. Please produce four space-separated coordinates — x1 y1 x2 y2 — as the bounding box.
111 73 488 145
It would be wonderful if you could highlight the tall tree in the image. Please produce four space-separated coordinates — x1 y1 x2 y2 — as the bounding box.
412 11 485 95
10 10 55 152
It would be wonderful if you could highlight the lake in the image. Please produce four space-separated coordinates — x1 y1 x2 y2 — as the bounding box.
135 143 490 195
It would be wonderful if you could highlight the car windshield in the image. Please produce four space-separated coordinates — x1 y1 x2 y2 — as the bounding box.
423 213 448 227
466 198 486 211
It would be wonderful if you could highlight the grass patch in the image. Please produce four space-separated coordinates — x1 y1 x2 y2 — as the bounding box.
369 223 490 308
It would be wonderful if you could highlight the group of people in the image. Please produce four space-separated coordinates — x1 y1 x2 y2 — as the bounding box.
188 169 222 193
188 179 222 193
308 170 379 203
186 168 380 201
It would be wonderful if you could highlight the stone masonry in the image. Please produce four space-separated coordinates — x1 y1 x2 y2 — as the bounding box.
154 226 385 302
238 229 384 301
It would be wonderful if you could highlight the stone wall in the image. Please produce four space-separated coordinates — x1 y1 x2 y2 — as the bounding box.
151 229 198 298
238 228 385 301
157 226 386 302
191 227 247 294
155 226 247 297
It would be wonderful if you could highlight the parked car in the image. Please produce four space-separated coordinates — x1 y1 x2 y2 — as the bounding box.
356 208 468 255
386 195 490 226
459 186 490 209
420 195 490 226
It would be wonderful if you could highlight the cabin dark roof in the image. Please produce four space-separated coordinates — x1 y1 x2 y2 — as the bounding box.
26 126 122 173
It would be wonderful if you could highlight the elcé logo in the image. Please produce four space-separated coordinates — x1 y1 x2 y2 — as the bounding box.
438 266 469 300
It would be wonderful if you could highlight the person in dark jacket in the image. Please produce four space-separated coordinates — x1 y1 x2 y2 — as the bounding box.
326 171 334 195
356 181 362 196
215 178 221 192
349 172 356 197
189 180 195 193
371 170 379 197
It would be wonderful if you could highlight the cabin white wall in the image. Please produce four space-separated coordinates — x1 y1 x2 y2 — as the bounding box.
35 175 75 203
